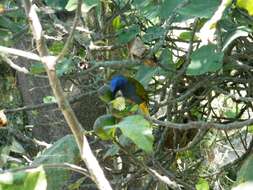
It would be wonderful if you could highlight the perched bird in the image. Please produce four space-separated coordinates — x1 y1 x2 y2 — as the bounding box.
109 75 149 115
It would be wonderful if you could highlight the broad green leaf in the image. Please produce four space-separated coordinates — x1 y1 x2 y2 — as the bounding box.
98 85 113 103
32 135 80 190
222 26 251 51
93 114 116 140
196 178 209 190
103 144 119 159
237 0 253 16
0 16 22 33
30 63 45 75
178 0 220 18
10 138 25 154
0 166 47 190
135 65 164 88
65 0 77 11
117 25 140 44
132 0 159 20
236 154 253 184
56 58 74 76
43 96 57 104
143 26 165 43
186 44 224 76
159 0 182 19
115 115 154 153
160 48 175 72
45 0 68 10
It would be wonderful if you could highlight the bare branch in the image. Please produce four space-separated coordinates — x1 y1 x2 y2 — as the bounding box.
0 45 40 61
22 0 113 189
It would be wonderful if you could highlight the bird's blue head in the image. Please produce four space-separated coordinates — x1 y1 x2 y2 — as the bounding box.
110 75 128 96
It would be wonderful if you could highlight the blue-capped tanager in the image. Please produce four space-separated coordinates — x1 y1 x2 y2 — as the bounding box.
109 75 149 115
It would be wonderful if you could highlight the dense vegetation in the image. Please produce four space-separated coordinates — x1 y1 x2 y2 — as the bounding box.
0 0 253 189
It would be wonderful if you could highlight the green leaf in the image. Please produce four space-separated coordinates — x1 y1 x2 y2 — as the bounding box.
0 16 22 33
178 0 220 18
93 114 116 140
115 115 154 153
135 65 164 88
117 25 140 44
103 144 119 159
110 97 126 111
196 178 209 190
160 48 175 72
45 0 68 10
236 154 253 184
43 96 57 104
65 0 77 11
143 26 165 43
30 63 45 75
159 0 182 19
10 138 25 154
248 125 253 134
32 135 80 190
98 85 113 103
109 98 139 118
132 0 159 20
186 44 224 76
49 41 65 54
112 16 123 30
56 58 74 76
237 0 253 16
179 31 199 41
0 166 47 190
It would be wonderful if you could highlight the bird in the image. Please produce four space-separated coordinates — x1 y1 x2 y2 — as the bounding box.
109 75 149 115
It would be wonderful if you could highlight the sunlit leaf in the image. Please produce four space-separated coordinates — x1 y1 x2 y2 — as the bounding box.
0 166 47 190
115 115 154 153
196 178 209 190
93 114 116 140
65 0 77 11
43 96 57 104
237 0 253 16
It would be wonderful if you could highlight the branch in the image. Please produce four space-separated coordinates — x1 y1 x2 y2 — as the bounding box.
0 45 40 61
56 0 81 61
5 90 96 114
147 116 253 130
0 53 29 74
22 1 113 189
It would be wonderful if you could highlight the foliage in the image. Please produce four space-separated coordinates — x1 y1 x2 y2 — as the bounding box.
0 0 253 189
